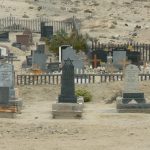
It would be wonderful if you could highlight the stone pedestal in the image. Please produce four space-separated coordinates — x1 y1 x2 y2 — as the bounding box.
0 106 17 118
0 98 23 118
116 97 150 113
9 98 23 114
52 103 83 118
52 97 84 119
0 112 16 118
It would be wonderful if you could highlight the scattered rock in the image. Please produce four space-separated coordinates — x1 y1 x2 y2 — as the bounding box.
132 32 137 36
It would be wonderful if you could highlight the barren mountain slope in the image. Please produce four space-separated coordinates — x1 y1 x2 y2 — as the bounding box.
0 0 150 43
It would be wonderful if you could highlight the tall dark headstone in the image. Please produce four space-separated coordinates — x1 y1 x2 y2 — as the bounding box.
41 22 53 39
0 32 9 41
58 58 77 103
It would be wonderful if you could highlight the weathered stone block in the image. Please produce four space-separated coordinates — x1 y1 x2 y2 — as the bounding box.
52 103 83 119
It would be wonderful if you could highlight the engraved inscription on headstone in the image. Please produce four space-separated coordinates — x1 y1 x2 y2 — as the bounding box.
0 64 14 88
124 64 139 93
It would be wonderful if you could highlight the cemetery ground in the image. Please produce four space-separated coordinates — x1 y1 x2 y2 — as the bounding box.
0 82 150 150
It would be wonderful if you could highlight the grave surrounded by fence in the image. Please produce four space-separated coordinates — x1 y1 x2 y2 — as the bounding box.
92 41 150 62
0 16 73 33
16 73 150 85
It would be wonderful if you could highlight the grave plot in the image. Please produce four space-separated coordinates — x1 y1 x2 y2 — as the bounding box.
52 58 84 118
23 44 47 73
116 64 150 113
40 22 53 40
0 31 9 41
59 46 85 74
0 63 23 118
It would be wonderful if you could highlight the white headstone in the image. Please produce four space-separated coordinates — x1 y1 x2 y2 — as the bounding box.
124 64 139 93
113 51 126 70
0 64 14 87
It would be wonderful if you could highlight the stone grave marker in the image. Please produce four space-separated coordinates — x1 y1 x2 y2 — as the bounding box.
0 87 9 105
0 45 9 58
0 63 23 117
58 58 77 103
61 47 84 73
0 32 9 41
0 63 14 88
25 44 47 70
52 58 84 118
32 52 47 70
32 44 47 70
113 51 126 70
47 62 60 73
23 28 33 44
116 64 150 113
41 22 53 39
16 34 30 47
122 64 145 104
124 64 139 93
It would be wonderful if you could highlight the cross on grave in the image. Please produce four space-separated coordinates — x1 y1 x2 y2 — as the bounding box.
0 53 19 64
91 54 101 68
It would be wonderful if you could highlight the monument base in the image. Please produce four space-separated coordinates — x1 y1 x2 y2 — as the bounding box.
52 97 84 119
116 97 150 113
9 98 23 114
0 106 17 118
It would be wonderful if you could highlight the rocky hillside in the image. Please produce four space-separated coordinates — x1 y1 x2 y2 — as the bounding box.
1 0 150 43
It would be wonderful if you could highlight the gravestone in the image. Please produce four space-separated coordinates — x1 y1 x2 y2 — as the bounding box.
127 51 141 65
59 45 70 63
0 32 9 41
61 47 84 73
116 64 150 113
16 34 30 46
123 64 145 103
41 22 53 39
0 63 23 117
58 58 77 103
47 62 60 73
26 55 32 67
23 28 33 44
113 51 126 70
0 87 9 104
52 58 84 118
32 53 47 70
0 46 8 58
0 63 14 88
25 44 47 70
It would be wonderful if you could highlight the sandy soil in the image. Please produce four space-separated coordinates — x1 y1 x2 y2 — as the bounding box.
0 82 150 150
0 0 150 43
0 0 150 150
